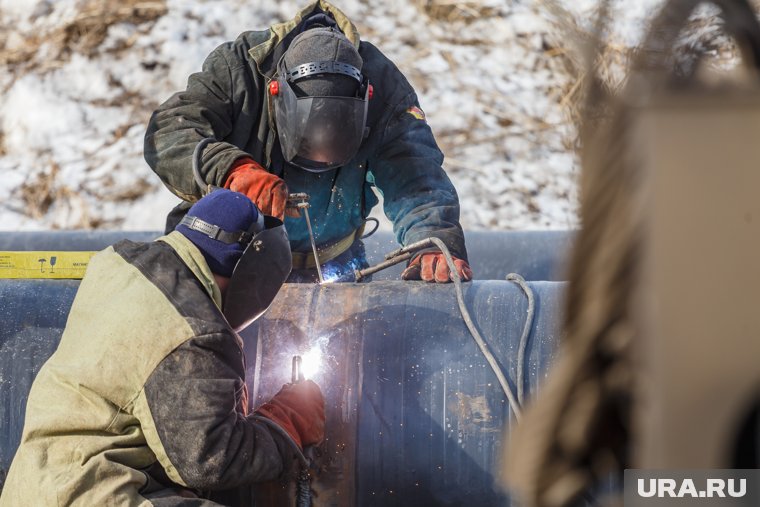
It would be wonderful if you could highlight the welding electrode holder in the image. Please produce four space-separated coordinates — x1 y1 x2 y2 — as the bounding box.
292 355 304 384
251 355 313 469
353 238 436 281
287 193 324 283
291 354 314 507
286 193 310 210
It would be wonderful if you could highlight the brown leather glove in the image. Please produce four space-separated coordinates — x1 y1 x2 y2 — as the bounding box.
254 380 325 450
223 158 294 220
401 252 473 283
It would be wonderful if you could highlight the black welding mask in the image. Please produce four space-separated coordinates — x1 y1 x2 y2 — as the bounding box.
223 215 292 332
271 59 370 172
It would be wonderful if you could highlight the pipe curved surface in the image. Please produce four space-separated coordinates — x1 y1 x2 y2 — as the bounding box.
0 280 565 505
0 230 574 281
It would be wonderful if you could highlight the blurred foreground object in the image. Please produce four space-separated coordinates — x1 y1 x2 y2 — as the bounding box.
504 0 760 505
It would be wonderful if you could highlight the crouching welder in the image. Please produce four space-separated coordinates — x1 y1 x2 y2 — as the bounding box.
144 0 472 283
0 189 325 506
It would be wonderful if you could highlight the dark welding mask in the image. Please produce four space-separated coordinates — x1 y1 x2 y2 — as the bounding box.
271 59 370 172
223 215 292 332
182 209 292 332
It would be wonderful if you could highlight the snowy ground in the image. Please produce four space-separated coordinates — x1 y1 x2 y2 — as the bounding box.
0 0 706 232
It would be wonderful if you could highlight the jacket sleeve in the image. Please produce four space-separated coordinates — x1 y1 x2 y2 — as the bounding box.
370 93 468 261
132 332 294 490
143 43 253 201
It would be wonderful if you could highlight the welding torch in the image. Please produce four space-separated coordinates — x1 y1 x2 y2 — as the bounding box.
287 193 324 284
291 355 315 507
353 238 437 282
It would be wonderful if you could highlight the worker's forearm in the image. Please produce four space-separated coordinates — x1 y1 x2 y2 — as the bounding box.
137 332 289 490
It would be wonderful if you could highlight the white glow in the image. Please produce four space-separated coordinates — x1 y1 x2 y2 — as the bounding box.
300 346 323 379
300 336 330 379
320 269 341 284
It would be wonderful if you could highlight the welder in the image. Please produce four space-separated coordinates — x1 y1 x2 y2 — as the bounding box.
0 189 325 506
144 0 472 283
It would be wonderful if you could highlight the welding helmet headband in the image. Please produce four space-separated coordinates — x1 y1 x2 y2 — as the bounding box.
223 215 292 332
273 58 369 172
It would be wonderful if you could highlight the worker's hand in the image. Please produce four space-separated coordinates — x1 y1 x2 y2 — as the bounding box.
401 252 473 283
223 158 298 220
255 380 325 450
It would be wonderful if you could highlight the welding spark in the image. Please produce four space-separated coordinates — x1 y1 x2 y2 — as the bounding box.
301 346 323 379
321 272 340 284
318 254 368 283
319 264 342 284
300 335 331 379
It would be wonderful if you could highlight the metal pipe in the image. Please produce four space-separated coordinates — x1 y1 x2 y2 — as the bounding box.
2 279 565 505
0 230 576 282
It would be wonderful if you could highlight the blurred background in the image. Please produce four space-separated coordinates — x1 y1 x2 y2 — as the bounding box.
0 0 746 232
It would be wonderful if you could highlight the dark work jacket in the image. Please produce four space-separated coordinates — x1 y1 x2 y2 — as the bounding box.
144 0 467 261
0 232 290 507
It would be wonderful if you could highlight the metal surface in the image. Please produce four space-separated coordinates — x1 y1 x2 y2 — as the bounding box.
0 279 564 505
0 280 80 489
0 230 160 251
0 230 574 281
242 280 565 506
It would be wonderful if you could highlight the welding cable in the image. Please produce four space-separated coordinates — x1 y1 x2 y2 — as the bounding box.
253 415 314 506
360 217 380 239
295 470 312 507
505 273 535 406
426 237 523 421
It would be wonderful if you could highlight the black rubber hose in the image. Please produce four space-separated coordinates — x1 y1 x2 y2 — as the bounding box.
426 237 523 421
506 273 535 406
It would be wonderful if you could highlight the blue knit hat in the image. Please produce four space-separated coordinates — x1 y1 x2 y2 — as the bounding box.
175 189 261 277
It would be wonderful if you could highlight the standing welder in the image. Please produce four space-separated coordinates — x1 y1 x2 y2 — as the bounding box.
0 190 324 506
144 0 472 283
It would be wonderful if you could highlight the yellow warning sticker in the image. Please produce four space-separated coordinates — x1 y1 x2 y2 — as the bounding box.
0 251 96 279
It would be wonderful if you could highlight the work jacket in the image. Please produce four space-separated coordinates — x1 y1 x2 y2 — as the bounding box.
144 0 468 262
0 232 288 506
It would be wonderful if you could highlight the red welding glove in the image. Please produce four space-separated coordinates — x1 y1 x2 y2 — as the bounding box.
223 158 297 220
401 252 473 283
254 380 325 450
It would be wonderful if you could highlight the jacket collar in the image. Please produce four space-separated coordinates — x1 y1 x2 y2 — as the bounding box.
158 231 223 309
248 0 361 78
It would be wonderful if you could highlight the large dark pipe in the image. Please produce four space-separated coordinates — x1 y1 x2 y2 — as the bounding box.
0 275 565 506
241 281 564 506
0 230 574 281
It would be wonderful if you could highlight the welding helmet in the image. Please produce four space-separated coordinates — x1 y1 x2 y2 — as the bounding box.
223 215 292 331
270 29 371 172
178 189 292 332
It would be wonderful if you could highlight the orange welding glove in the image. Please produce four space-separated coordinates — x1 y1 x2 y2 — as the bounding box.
401 252 473 283
223 158 297 220
254 380 325 450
